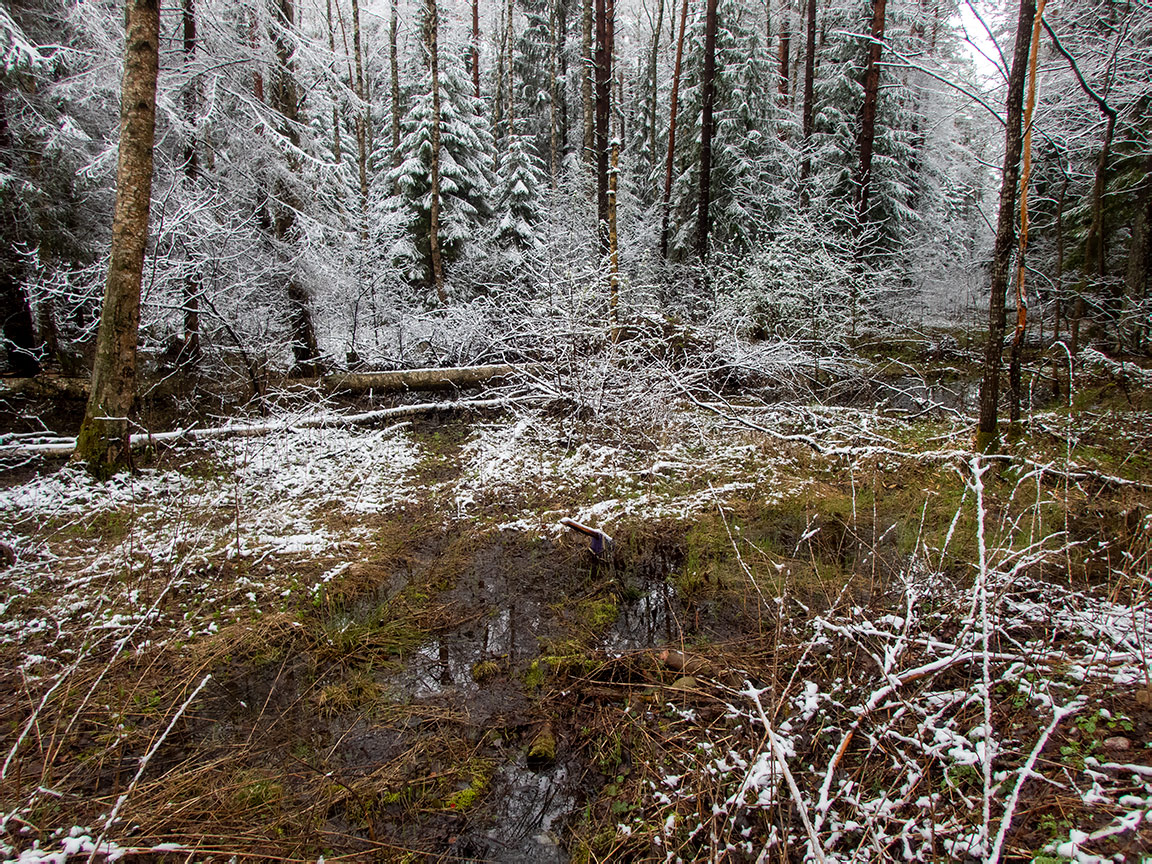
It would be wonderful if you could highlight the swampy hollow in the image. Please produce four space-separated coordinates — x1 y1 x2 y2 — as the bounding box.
2 374 1152 863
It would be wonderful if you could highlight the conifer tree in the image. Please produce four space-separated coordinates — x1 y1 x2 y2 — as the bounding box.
494 132 547 268
386 54 495 298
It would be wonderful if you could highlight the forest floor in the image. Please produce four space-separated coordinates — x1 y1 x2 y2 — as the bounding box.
1 336 1152 863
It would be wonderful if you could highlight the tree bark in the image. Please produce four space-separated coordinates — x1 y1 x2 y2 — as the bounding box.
594 0 613 256
1123 156 1152 352
695 0 718 262
326 0 342 165
550 0 560 183
609 140 620 335
646 0 665 191
798 0 816 205
472 0 482 98
856 0 887 226
74 0 161 474
427 0 447 302
271 0 321 377
776 0 791 104
181 0 201 369
351 0 370 248
390 0 402 177
1008 0 1046 437
582 0 594 163
658 0 689 259
975 0 1035 453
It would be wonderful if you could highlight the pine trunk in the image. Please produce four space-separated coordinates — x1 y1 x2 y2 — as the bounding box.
975 0 1035 453
695 0 718 262
594 0 613 256
351 0 369 245
390 1 402 177
856 0 886 225
181 0 201 368
659 0 689 259
582 0 594 163
472 0 481 98
74 0 161 474
646 0 665 190
427 0 447 302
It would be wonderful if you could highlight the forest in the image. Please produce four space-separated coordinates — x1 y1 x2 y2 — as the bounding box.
1 0 1151 860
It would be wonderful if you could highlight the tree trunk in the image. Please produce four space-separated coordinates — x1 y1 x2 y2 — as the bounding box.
74 0 161 474
798 0 816 205
695 0 718 262
550 0 560 184
1123 155 1152 352
181 0 201 369
582 0 594 164
390 0 402 178
427 0 446 302
975 0 1035 453
326 0 342 165
1073 113 1115 353
1007 0 1045 437
646 0 665 191
608 141 620 335
472 0 481 98
659 0 689 259
271 0 321 377
594 0 613 256
351 0 369 247
557 0 569 163
856 0 887 226
776 0 791 104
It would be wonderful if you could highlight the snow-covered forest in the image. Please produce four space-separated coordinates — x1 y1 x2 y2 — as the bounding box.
1 0 1151 859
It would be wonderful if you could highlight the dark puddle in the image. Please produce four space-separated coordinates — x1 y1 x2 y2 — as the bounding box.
392 531 687 862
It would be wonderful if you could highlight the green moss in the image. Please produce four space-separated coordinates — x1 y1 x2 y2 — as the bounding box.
443 760 492 810
524 659 545 690
471 659 501 682
577 596 618 631
528 726 557 763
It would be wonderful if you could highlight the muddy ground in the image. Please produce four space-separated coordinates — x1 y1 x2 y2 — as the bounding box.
2 350 1152 862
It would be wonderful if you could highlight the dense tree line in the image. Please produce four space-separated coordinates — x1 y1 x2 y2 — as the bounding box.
0 0 1148 465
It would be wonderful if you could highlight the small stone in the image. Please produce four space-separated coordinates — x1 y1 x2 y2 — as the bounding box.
1103 736 1132 752
670 675 698 691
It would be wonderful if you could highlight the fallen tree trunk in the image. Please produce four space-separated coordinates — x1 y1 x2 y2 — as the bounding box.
315 363 535 394
0 396 520 459
1 364 536 401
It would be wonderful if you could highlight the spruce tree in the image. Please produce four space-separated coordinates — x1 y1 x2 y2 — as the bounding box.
494 132 547 269
386 56 495 297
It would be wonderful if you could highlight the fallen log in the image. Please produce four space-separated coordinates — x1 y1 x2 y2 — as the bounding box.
317 363 536 394
0 396 522 459
0 364 541 401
